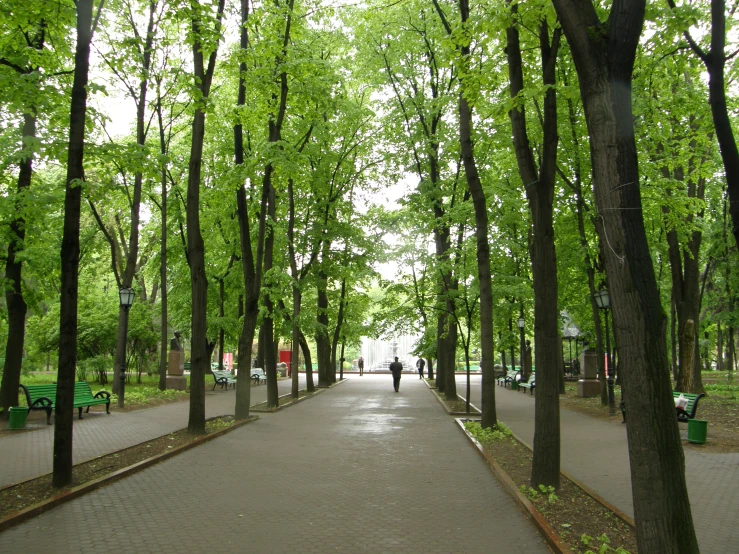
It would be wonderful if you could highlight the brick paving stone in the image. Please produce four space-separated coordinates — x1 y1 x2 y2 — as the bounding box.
0 375 550 554
0 377 304 487
463 374 738 554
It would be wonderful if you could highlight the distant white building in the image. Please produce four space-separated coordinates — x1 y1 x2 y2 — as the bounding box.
360 335 419 372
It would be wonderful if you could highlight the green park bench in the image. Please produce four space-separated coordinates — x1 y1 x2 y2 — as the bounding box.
211 369 237 391
251 368 267 385
620 391 705 423
518 375 536 395
19 381 111 425
496 370 520 388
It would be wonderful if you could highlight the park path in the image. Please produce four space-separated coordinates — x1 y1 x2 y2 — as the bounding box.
0 375 549 554
0 377 303 487
461 374 739 554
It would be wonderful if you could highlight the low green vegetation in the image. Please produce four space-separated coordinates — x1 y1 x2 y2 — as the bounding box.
464 420 513 443
519 484 559 504
580 533 631 554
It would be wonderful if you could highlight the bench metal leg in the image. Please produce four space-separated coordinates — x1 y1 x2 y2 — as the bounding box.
78 407 84 419
46 409 52 425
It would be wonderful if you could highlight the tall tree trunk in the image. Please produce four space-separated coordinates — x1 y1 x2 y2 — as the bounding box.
158 141 167 391
552 1 699 550
298 330 315 392
112 0 156 395
331 277 348 380
55 0 100 487
505 3 561 488
0 17 46 418
217 278 225 369
316 264 332 387
233 0 265 420
443 294 458 401
0 112 35 418
263 171 278 406
456 0 496 429
291 289 302 397
186 0 226 434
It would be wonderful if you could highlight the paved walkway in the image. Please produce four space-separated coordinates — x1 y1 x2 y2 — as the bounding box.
0 375 549 553
461 375 739 554
0 377 304 487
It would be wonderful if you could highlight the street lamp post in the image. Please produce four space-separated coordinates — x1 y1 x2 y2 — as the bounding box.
517 317 525 377
118 287 135 408
594 288 615 415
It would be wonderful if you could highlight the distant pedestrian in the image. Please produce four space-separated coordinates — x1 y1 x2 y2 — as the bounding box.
389 356 403 392
416 357 425 379
358 356 364 376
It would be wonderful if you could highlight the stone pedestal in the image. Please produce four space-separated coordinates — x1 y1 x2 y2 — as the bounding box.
168 350 184 376
577 349 601 398
166 376 187 390
166 350 185 390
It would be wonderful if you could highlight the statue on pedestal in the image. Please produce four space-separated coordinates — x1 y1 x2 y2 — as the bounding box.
166 331 186 389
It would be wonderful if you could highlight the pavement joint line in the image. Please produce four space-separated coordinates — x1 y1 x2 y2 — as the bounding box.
454 417 576 554
0 415 258 534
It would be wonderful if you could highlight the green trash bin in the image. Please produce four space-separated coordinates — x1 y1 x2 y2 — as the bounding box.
687 419 707 445
8 406 28 430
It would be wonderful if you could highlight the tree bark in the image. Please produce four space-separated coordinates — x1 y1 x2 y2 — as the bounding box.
186 0 226 434
54 0 100 487
316 261 332 387
157 96 168 392
456 0 496 429
551 0 699 550
505 3 561 488
297 330 315 392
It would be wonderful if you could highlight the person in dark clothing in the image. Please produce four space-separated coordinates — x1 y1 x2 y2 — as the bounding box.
416 357 425 379
389 357 403 392
358 356 364 376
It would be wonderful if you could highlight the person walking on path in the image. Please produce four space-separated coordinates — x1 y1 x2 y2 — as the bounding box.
416 357 425 379
389 356 403 391
358 356 364 376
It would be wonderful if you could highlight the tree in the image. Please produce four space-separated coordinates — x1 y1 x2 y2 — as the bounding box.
55 0 106 488
430 0 497 428
0 3 59 417
185 0 226 434
550 0 699 550
504 0 562 488
93 0 163 397
666 0 739 252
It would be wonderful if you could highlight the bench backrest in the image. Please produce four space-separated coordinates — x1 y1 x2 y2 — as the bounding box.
73 381 95 400
24 384 59 404
212 370 234 379
252 368 266 378
24 381 95 403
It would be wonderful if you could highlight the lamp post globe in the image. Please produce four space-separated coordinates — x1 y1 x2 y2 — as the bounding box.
118 287 135 408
